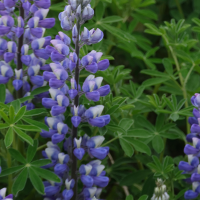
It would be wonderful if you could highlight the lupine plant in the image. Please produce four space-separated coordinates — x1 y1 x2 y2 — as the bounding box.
2 0 200 200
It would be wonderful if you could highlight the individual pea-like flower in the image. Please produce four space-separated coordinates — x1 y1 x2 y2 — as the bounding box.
83 105 110 127
0 62 13 84
73 137 85 160
0 188 13 200
82 75 110 101
81 50 110 73
12 69 23 91
151 179 169 200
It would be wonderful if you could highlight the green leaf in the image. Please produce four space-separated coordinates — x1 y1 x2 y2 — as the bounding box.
13 126 33 146
119 118 134 131
138 195 148 200
9 106 15 123
120 170 151 186
152 135 164 153
162 58 173 75
0 165 24 177
27 140 38 163
192 18 200 26
29 167 44 195
14 124 41 132
127 129 153 138
32 166 60 182
4 127 13 148
126 195 133 200
101 16 123 23
170 113 179 121
31 159 51 167
119 138 134 157
24 108 47 116
11 100 21 113
8 148 27 164
106 124 126 135
0 110 10 124
14 106 26 123
0 102 9 110
22 117 49 131
12 168 28 195
142 78 169 87
95 1 104 20
0 123 9 129
0 84 6 103
31 86 50 96
130 139 151 155
100 24 136 42
141 69 169 78
106 105 119 115
145 23 162 35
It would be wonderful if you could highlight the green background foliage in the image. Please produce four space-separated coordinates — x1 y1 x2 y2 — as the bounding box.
1 0 200 199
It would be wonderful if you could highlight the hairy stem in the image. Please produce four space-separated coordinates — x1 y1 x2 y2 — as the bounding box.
17 3 24 99
71 18 81 200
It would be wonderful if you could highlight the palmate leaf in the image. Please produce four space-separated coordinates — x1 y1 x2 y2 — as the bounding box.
31 159 51 167
14 106 27 123
119 138 134 157
24 108 47 116
126 195 133 200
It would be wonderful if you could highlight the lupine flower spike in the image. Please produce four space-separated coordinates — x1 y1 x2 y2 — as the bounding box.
39 0 111 199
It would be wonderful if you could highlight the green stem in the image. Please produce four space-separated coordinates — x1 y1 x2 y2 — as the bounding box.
7 151 12 194
171 178 174 197
159 138 167 162
175 0 184 18
37 144 47 151
102 137 119 147
163 35 190 134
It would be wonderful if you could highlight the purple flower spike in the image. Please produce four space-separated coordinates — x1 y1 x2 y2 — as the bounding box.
43 71 57 81
86 91 100 102
83 187 97 198
15 27 24 38
41 129 57 138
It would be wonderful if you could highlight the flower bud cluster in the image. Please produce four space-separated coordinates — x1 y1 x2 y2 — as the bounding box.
151 179 169 200
178 93 200 199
